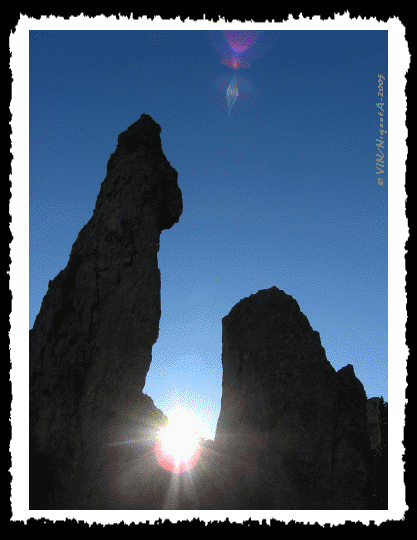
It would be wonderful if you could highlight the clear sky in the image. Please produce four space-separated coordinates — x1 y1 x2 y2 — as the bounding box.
29 29 388 440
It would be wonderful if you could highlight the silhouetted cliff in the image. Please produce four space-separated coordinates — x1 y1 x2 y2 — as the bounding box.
29 114 183 509
198 287 382 509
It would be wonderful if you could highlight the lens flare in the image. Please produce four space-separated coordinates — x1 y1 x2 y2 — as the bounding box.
221 58 250 69
226 73 239 117
209 30 269 118
223 30 260 54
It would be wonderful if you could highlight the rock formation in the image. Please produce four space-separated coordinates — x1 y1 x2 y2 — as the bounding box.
29 115 386 511
366 397 389 508
330 364 373 509
202 286 375 509
29 114 183 509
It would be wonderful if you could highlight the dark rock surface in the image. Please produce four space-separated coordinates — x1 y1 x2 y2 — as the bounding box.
366 396 388 508
29 114 183 509
202 286 375 509
367 396 384 450
330 364 373 509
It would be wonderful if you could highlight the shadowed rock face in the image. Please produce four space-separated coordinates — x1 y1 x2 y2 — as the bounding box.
29 114 183 509
366 396 388 509
367 397 383 450
330 364 373 509
206 286 373 509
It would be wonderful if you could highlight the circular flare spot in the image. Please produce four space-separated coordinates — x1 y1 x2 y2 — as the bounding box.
224 30 260 53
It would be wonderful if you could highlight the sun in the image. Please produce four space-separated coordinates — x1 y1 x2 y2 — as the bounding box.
154 406 205 474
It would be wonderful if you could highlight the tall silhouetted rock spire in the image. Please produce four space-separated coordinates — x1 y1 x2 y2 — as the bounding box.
29 114 182 509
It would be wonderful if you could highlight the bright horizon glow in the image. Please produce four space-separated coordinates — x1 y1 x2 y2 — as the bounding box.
154 405 207 474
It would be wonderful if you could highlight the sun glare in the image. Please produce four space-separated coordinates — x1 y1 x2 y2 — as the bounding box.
154 406 205 474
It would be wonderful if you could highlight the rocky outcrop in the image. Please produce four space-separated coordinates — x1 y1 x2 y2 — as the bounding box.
367 396 384 450
205 286 374 509
331 364 373 509
29 114 183 509
366 397 388 508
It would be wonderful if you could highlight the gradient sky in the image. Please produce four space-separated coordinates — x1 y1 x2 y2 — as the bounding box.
29 29 388 440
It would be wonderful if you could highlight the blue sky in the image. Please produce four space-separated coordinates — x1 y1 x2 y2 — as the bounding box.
29 29 388 440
